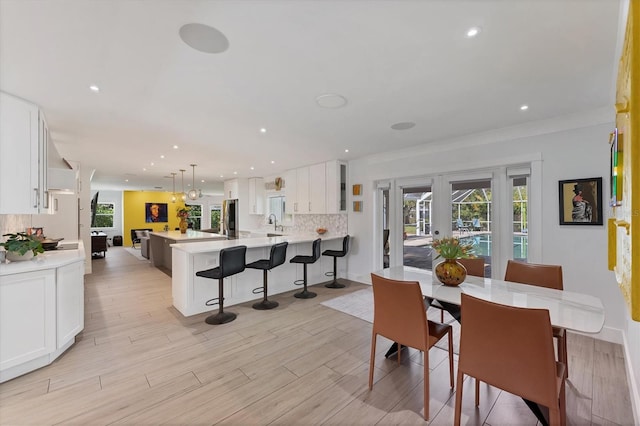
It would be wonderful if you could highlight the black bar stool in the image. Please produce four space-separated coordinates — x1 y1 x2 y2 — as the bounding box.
196 245 247 324
322 235 350 288
289 238 321 299
246 242 288 310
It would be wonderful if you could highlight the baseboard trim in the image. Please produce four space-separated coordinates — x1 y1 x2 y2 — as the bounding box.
622 331 640 426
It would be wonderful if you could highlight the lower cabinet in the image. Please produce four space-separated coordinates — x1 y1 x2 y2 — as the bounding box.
0 260 84 383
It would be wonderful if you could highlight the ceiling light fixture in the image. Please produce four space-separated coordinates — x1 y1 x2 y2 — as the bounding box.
391 122 416 130
179 169 187 201
179 23 230 54
160 155 165 159
466 27 481 38
170 172 177 203
173 145 179 149
260 128 267 133
250 166 255 170
315 93 348 108
271 160 275 164
345 149 349 153
520 105 529 110
89 85 100 92
187 164 200 200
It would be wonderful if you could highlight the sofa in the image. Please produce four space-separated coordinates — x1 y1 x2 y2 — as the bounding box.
131 228 152 248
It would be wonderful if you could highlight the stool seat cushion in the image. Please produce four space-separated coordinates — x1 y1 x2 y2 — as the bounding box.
322 249 347 257
290 255 317 264
246 259 271 270
196 267 222 280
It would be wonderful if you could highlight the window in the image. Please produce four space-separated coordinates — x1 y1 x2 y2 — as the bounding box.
186 203 202 230
94 202 114 228
210 206 221 232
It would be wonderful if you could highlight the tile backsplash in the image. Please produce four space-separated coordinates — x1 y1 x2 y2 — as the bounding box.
0 215 31 241
290 214 347 234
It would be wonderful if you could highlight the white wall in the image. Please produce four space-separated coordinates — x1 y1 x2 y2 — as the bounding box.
89 190 122 242
347 113 627 337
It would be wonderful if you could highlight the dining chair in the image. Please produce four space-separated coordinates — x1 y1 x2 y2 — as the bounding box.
454 293 566 426
369 274 454 421
504 260 567 376
431 257 485 322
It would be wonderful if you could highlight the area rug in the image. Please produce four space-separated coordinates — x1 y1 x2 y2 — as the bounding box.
123 247 149 261
321 287 460 353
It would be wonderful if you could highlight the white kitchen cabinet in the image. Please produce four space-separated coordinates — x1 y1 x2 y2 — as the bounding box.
284 169 297 215
325 160 348 214
309 163 326 214
0 269 56 372
224 179 239 199
248 177 265 214
296 166 311 213
0 92 49 214
56 261 84 348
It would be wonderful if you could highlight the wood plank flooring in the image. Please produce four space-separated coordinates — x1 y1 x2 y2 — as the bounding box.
0 247 634 425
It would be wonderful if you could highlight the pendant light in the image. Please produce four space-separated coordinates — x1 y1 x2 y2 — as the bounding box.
179 169 187 202
170 172 177 203
188 164 199 200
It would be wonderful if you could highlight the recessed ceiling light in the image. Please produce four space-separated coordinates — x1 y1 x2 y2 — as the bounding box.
179 23 230 54
391 122 416 130
250 166 255 170
520 105 529 111
466 27 481 38
143 168 147 171
260 128 267 134
233 171 238 175
345 149 349 153
160 155 165 159
271 160 275 164
150 162 154 166
220 175 224 178
89 85 100 92
201 179 205 183
125 179 129 182
316 93 348 108
173 145 179 149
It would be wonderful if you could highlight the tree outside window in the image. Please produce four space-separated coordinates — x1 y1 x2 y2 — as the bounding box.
210 207 221 232
186 204 202 230
94 202 114 228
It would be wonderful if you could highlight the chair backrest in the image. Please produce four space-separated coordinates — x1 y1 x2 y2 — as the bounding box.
472 218 481 228
370 274 429 351
457 257 485 277
341 235 351 254
311 238 322 261
219 245 247 278
504 260 563 290
458 293 558 408
456 218 464 228
269 242 288 269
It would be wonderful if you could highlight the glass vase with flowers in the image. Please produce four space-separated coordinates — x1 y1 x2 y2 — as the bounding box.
176 206 191 234
431 237 475 286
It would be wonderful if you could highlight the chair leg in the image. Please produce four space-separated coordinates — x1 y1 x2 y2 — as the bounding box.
206 278 237 324
424 351 429 421
325 256 345 288
253 270 279 310
475 379 480 407
454 371 465 426
369 332 377 389
558 335 568 378
294 264 317 299
448 329 454 389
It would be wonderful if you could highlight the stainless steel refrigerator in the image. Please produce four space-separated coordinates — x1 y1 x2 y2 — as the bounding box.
222 199 239 238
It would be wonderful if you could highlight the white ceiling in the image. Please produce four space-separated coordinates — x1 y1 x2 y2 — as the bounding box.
0 0 621 194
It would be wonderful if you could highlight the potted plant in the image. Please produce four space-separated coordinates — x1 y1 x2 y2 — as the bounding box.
1 232 44 261
431 237 475 286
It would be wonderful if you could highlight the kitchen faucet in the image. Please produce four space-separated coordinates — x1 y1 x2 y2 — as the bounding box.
268 214 277 231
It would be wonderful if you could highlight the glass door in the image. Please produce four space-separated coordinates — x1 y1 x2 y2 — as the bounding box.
402 185 434 270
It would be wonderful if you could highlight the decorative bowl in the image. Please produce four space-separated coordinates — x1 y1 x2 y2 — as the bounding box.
316 228 327 235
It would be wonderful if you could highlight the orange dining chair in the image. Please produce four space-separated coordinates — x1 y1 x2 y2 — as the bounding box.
504 260 567 376
369 274 454 421
454 293 567 426
432 257 485 322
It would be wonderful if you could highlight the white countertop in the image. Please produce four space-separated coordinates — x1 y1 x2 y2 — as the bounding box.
0 241 85 276
149 230 227 241
171 233 345 254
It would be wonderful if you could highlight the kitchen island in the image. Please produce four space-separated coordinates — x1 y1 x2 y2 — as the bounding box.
0 241 85 383
171 234 346 317
148 230 227 275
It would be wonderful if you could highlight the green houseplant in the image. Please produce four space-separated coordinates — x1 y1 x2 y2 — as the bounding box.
431 237 475 286
1 232 44 261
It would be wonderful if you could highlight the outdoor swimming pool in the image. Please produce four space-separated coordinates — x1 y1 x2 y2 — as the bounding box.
461 234 528 260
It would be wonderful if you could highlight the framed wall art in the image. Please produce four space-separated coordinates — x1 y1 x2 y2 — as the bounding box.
353 201 363 212
352 184 362 196
558 177 603 225
145 202 168 223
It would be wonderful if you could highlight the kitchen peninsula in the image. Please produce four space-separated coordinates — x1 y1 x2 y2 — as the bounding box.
148 230 227 274
0 241 85 383
171 234 346 317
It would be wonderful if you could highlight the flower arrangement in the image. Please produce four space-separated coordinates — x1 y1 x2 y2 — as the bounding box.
176 205 191 219
431 237 475 260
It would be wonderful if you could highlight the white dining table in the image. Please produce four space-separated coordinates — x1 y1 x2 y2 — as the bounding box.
372 266 605 334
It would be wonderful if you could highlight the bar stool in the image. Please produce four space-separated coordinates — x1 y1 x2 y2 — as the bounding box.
322 235 350 288
196 245 247 324
289 238 321 299
246 242 288 310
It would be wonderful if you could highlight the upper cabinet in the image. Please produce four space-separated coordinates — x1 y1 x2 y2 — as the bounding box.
0 92 49 214
285 160 347 215
248 178 265 215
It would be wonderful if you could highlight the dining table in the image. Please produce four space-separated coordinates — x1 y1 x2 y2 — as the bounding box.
371 265 606 426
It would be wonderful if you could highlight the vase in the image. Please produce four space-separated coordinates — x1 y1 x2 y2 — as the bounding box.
6 250 34 262
179 218 188 234
435 258 467 286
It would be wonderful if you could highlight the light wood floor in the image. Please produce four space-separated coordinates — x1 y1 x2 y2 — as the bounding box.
0 247 634 425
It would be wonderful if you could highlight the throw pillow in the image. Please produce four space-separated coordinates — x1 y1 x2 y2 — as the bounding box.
136 230 149 239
